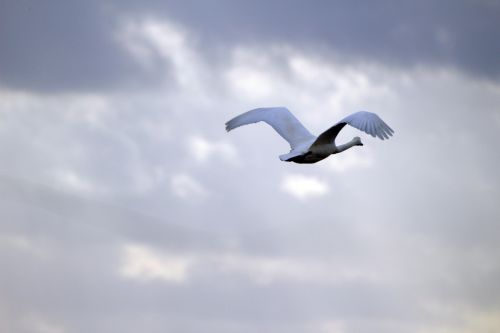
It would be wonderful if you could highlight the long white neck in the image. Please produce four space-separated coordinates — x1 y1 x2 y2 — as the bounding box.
335 137 362 153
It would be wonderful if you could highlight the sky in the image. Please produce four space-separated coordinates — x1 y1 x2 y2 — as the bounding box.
1 1 500 332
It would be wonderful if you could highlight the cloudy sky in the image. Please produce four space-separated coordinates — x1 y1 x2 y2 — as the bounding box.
1 1 500 332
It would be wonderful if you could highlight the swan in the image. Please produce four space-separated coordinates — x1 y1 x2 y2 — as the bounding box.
225 107 394 164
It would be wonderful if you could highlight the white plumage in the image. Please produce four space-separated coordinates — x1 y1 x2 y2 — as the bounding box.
225 107 394 164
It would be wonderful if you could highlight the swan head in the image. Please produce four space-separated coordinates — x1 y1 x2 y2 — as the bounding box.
353 136 363 146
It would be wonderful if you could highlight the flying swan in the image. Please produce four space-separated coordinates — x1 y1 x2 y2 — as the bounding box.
225 107 394 164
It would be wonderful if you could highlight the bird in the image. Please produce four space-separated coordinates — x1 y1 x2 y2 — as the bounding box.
225 107 394 164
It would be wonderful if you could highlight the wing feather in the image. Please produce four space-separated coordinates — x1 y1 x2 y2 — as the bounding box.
225 107 315 149
312 111 394 146
342 111 393 139
369 121 376 137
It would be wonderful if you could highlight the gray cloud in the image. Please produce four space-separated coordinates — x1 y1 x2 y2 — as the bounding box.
1 1 499 92
0 0 163 92
143 0 500 77
1 3 500 333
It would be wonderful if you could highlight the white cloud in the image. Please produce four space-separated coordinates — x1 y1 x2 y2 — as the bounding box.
215 254 318 285
21 315 66 333
170 173 208 199
118 245 379 286
417 304 500 333
213 253 376 285
322 149 373 172
316 320 346 333
226 66 274 100
119 244 192 283
51 168 97 194
281 173 329 200
188 135 237 163
288 55 395 120
0 233 47 259
117 17 203 90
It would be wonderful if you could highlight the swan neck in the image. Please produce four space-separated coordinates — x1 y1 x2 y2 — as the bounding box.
336 140 358 153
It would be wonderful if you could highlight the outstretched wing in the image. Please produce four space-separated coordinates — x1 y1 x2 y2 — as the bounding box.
313 111 394 146
225 107 315 149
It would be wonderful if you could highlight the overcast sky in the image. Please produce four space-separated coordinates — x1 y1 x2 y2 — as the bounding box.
1 1 500 332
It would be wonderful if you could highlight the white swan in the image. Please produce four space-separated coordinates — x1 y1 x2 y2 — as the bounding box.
225 107 394 164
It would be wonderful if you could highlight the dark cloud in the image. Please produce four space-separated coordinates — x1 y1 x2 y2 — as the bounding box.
0 0 162 92
155 0 499 80
1 0 499 92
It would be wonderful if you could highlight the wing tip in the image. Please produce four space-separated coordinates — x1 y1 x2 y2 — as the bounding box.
225 121 234 132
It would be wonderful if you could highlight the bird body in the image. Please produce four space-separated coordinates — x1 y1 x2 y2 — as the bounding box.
225 107 393 164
